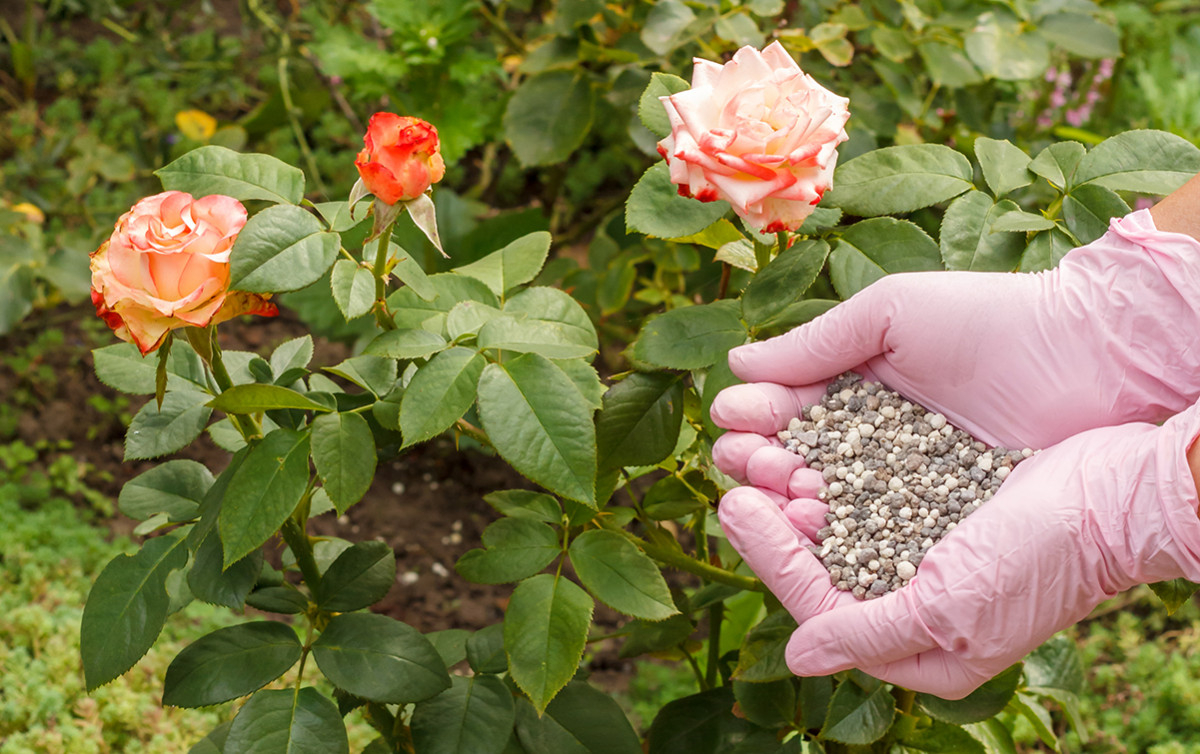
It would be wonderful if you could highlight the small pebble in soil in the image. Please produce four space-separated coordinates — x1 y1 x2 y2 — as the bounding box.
778 372 1034 599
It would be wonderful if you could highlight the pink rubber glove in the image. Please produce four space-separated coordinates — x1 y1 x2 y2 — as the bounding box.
718 400 1200 699
711 210 1200 483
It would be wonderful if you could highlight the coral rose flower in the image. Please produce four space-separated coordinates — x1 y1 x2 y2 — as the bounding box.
354 113 446 205
658 42 851 233
89 191 277 355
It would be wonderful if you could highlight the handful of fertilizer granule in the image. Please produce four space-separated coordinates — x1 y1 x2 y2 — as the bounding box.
779 373 1034 599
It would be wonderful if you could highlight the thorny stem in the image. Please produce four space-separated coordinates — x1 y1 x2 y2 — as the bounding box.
706 602 723 688
615 528 763 592
454 418 490 446
373 223 398 331
281 493 322 593
681 642 710 691
207 331 263 440
717 262 732 299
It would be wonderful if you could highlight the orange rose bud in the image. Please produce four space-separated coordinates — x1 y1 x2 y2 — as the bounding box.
89 191 277 355
354 113 446 205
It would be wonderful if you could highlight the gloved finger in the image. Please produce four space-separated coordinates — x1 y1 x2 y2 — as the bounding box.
858 652 1003 701
788 467 825 499
710 382 830 434
728 281 896 386
745 446 807 498
782 497 829 541
718 487 851 623
712 432 774 482
785 587 939 675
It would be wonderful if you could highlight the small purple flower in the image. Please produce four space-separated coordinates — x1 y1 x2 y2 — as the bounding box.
1098 58 1115 79
1050 89 1067 108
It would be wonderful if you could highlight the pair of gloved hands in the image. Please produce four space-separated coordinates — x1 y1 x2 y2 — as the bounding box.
710 208 1200 699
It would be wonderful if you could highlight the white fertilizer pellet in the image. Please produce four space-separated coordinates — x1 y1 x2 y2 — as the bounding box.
780 373 1033 599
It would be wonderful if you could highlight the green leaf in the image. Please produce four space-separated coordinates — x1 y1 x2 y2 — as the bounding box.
505 574 594 712
1076 130 1200 194
626 162 731 239
899 719 986 753
189 720 233 754
209 384 332 414
917 42 983 87
364 328 448 360
504 287 598 354
1038 13 1120 58
391 243 436 301
245 586 309 614
733 611 797 683
447 300 505 340
1024 636 1084 693
163 622 301 708
632 301 746 371
218 429 312 567
642 474 709 520
1007 692 1057 749
484 490 562 524
314 540 396 612
829 217 942 298
456 518 562 584
800 676 834 730
330 259 375 321
125 390 213 460
93 342 208 395
963 718 1017 754
1019 227 1076 272
325 355 397 397
515 697 590 754
619 613 695 658
940 192 1027 271
187 530 262 608
975 138 1033 197
428 629 471 668
310 412 376 514
595 372 684 470
155 146 305 205
270 336 313 375
557 358 605 411
741 239 831 326
820 682 894 745
639 72 690 139
505 71 594 167
119 460 213 521
389 273 500 333
1029 141 1086 189
733 679 796 729
465 623 508 675
478 316 597 359
1063 184 1130 244
539 680 642 754
81 533 189 690
410 675 516 754
918 663 1023 724
568 530 677 620
641 0 697 54
990 210 1056 233
965 11 1049 80
454 232 552 296
824 145 973 216
224 687 348 754
646 687 754 754
477 354 598 505
312 613 450 704
1148 578 1200 615
230 204 340 293
400 347 486 448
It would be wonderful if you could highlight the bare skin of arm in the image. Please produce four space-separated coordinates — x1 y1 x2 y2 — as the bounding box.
1149 171 1200 243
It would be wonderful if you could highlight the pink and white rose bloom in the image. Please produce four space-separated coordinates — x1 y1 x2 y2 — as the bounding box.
658 42 851 233
90 191 277 354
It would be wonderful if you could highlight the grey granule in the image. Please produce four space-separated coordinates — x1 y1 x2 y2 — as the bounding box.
779 373 1033 599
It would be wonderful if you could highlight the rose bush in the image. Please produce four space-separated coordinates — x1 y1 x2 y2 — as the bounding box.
354 113 446 205
88 191 276 354
657 42 850 233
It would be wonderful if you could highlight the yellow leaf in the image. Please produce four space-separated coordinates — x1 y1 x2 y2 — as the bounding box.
12 202 45 224
175 110 217 141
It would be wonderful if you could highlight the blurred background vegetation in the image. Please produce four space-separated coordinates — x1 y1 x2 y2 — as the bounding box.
3 0 1200 751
